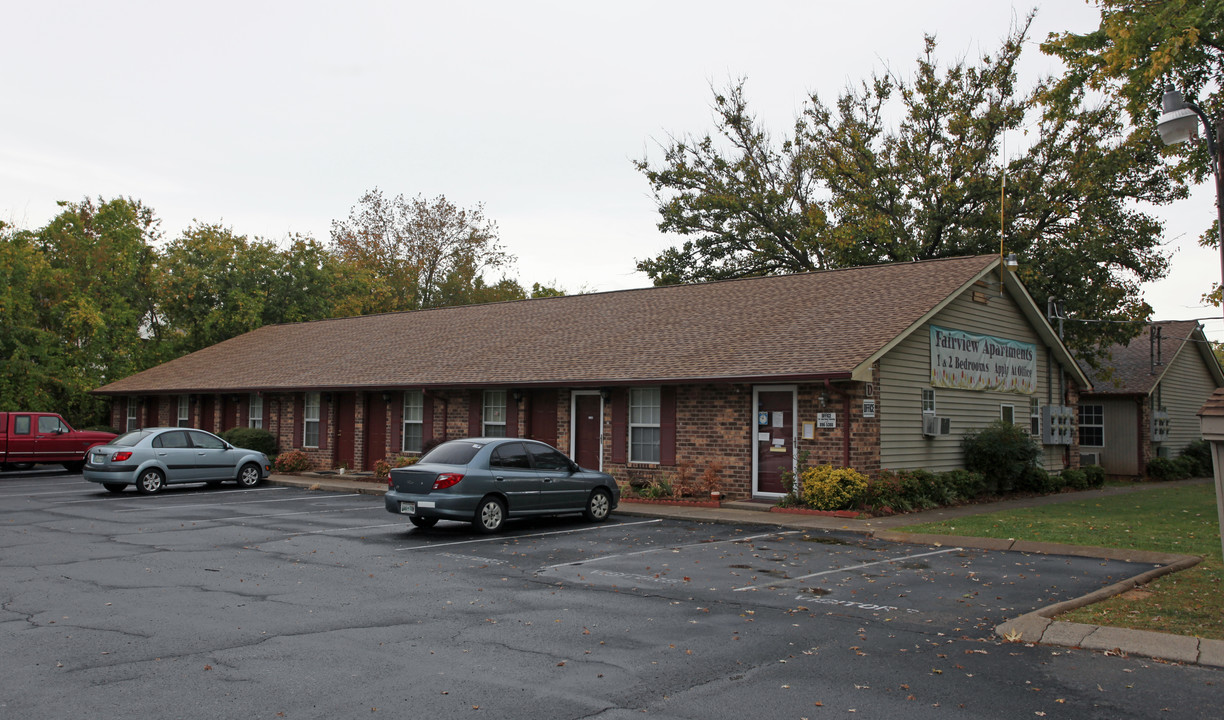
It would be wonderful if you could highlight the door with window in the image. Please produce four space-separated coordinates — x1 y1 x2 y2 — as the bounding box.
754 387 796 496
488 441 542 510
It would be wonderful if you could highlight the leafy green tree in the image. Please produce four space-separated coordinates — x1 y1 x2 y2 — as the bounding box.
330 189 514 313
635 17 1175 354
0 222 65 413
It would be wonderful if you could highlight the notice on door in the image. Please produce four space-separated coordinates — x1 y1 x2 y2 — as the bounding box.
772 412 784 428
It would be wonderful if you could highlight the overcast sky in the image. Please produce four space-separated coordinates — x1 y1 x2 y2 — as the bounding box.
3 1 1220 338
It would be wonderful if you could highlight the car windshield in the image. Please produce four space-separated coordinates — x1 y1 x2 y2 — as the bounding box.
419 441 485 466
112 430 155 447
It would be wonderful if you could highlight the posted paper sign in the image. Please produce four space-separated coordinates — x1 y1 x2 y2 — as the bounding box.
930 326 1035 394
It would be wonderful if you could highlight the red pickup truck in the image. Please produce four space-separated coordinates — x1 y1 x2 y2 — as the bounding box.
0 412 116 472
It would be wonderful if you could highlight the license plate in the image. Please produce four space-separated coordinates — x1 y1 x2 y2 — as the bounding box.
399 501 416 515
93 453 106 463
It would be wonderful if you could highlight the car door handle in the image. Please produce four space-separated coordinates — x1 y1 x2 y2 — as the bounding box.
494 476 505 482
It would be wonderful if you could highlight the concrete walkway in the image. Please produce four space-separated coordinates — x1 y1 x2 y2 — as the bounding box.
267 473 1222 669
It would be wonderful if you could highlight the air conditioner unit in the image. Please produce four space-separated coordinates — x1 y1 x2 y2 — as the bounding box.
1079 452 1100 467
922 415 950 437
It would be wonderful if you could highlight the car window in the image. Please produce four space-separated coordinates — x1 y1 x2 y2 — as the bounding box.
188 431 227 450
38 416 65 434
153 431 191 449
526 443 573 471
14 416 30 435
489 442 531 469
113 430 155 446
419 441 484 465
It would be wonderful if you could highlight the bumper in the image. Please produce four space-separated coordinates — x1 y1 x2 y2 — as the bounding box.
83 465 139 484
384 489 479 521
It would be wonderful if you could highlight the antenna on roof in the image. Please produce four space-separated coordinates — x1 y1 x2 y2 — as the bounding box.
1150 324 1164 374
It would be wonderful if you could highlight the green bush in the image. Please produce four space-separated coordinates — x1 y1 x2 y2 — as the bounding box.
1178 440 1212 477
219 427 277 457
862 471 909 514
1082 464 1106 488
798 465 869 511
962 421 1040 493
941 469 987 500
1173 455 1198 479
1146 456 1188 481
272 449 312 473
1061 468 1089 491
1016 464 1057 493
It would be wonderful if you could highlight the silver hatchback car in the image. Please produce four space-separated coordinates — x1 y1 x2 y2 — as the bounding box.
83 427 271 494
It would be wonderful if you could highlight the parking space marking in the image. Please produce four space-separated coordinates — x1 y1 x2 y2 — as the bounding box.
732 546 963 592
0 488 103 497
539 530 802 571
113 490 350 512
47 486 290 506
285 522 407 537
205 505 383 523
395 519 663 551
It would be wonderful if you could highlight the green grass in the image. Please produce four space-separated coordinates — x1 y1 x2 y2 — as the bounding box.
898 482 1224 640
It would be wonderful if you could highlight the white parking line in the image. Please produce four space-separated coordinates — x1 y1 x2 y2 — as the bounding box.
210 506 382 523
396 519 664 551
0 488 101 497
539 530 802 571
114 491 356 512
285 522 407 537
732 547 963 592
48 486 290 506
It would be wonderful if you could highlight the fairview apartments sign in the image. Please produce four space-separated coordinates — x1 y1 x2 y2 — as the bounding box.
930 326 1036 394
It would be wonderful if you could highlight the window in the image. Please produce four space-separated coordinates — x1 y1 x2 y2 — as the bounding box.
178 396 190 427
1030 397 1040 436
126 398 138 432
483 391 507 437
921 388 936 415
248 395 263 429
403 391 424 452
38 416 66 434
13 415 30 435
489 442 531 469
1079 404 1104 447
1000 404 1015 425
629 388 661 463
303 392 321 447
153 431 190 449
188 430 226 450
526 442 573 471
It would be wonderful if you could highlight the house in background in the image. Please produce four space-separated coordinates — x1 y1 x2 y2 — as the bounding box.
1077 320 1224 478
94 255 1089 499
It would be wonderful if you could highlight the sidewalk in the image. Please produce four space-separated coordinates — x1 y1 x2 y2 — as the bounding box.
267 473 1222 669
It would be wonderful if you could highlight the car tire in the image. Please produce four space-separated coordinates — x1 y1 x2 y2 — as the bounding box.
409 516 438 529
136 469 165 494
583 489 612 522
63 461 84 473
473 497 506 534
103 483 126 494
237 463 262 488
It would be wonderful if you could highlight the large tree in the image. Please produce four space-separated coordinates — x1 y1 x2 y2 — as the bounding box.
329 190 518 314
635 17 1177 354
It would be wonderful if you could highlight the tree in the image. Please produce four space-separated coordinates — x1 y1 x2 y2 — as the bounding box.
0 222 64 414
329 190 515 313
635 17 1176 354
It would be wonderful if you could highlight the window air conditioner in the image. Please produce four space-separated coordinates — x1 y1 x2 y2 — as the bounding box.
922 415 950 437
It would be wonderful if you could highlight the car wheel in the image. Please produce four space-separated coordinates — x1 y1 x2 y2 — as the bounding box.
473 497 506 534
409 516 438 529
136 469 165 494
103 483 126 494
63 461 84 473
583 489 612 522
237 463 262 488
10 462 34 471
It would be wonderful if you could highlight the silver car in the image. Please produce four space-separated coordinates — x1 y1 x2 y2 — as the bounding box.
385 438 620 533
83 427 271 494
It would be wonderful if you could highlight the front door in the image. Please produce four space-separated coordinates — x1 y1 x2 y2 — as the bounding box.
200 396 215 433
363 393 388 472
754 388 796 496
334 393 356 470
572 393 602 470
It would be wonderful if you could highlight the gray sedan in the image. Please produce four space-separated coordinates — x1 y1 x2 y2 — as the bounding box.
83 427 271 494
384 438 620 533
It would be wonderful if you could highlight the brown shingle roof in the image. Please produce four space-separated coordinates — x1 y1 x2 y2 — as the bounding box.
95 255 999 394
1080 320 1215 395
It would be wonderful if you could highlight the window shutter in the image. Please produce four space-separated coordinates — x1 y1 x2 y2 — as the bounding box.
611 389 627 464
391 393 403 451
660 386 677 466
238 398 249 428
294 395 304 448
507 394 519 438
320 395 330 449
423 394 435 444
469 391 482 437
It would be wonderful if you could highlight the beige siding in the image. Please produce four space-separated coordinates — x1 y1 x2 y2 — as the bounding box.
879 284 1067 472
1097 397 1140 475
1156 344 1220 454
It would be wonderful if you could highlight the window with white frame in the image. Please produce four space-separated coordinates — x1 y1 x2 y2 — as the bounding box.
1079 404 1104 447
1000 404 1016 425
178 396 190 427
921 388 936 415
483 391 507 437
629 388 661 463
249 394 263 429
126 397 138 431
303 392 321 447
1030 396 1040 436
403 390 424 452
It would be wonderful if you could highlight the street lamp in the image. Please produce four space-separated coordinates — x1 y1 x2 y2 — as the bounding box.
1161 85 1224 563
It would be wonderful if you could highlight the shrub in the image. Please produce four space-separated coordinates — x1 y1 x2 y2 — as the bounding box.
639 475 673 499
1178 440 1212 477
962 421 1040 493
393 455 419 469
1146 456 1188 481
272 449 312 473
1061 468 1089 491
1173 455 1198 479
941 469 987 500
861 471 909 514
1082 464 1106 488
700 462 726 495
797 465 868 511
896 469 941 510
1015 464 1056 493
220 427 278 456
374 459 391 479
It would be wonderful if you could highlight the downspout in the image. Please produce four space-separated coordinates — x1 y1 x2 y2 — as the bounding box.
825 379 851 468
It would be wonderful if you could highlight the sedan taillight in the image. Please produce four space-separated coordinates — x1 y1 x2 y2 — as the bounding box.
112 451 133 462
433 473 464 490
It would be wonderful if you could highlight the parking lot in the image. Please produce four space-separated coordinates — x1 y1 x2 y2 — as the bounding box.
3 471 1220 719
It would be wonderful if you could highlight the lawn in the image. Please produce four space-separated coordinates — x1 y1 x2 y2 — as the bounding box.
897 482 1224 640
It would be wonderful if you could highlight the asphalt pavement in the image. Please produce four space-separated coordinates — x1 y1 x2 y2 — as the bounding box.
270 472 1223 668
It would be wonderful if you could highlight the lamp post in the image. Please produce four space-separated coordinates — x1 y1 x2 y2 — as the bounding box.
1160 85 1224 563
